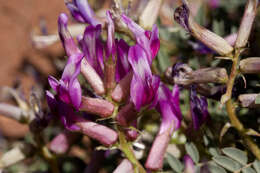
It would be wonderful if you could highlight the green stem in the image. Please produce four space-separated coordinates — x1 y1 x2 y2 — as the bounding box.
224 49 260 160
118 129 146 173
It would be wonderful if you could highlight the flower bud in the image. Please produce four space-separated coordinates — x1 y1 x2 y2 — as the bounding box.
80 96 114 117
190 67 228 84
81 58 105 95
77 121 118 146
113 159 134 173
240 57 260 74
238 94 260 108
235 0 258 48
49 131 78 154
172 63 228 85
174 2 233 55
139 0 163 29
145 128 171 170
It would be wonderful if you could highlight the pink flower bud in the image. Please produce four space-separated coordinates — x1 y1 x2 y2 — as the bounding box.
81 58 105 95
80 96 114 117
113 159 134 173
77 121 118 146
49 131 77 154
145 128 171 170
239 94 260 108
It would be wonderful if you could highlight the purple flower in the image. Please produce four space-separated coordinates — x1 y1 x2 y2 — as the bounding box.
49 13 83 109
190 85 209 130
128 44 160 111
46 91 118 146
121 14 160 64
145 84 182 170
106 11 116 60
65 0 101 26
116 39 131 82
78 24 104 77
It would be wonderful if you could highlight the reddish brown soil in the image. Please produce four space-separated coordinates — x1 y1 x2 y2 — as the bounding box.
0 0 68 137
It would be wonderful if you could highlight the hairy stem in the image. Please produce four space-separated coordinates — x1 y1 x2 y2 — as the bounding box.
118 129 146 173
224 49 260 160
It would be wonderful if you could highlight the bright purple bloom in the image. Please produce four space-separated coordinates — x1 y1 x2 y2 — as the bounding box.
115 39 131 82
106 11 116 60
46 91 118 146
146 84 182 170
65 0 101 26
128 44 160 111
49 13 83 109
155 84 182 133
78 24 104 77
121 14 160 64
190 85 209 130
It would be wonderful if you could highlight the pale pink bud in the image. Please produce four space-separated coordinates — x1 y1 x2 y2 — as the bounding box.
239 94 260 108
49 131 77 154
80 96 114 117
77 121 118 146
113 159 134 173
240 57 260 74
145 128 171 170
81 58 105 95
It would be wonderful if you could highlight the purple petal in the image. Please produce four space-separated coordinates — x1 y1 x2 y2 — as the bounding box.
66 2 85 22
128 45 152 80
116 39 130 82
156 84 182 134
174 3 191 32
106 11 116 60
128 45 160 110
66 0 101 26
48 76 59 92
190 85 209 130
121 14 160 64
80 24 104 77
58 13 82 56
149 25 160 59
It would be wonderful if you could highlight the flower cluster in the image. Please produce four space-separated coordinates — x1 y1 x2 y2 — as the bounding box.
46 0 210 171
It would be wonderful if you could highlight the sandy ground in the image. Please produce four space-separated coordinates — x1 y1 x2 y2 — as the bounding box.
0 0 69 137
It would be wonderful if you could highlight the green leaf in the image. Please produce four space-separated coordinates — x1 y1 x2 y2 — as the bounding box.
213 156 242 171
255 94 260 104
253 160 260 173
207 163 227 173
166 153 184 173
242 167 256 173
157 48 170 72
222 147 248 165
185 142 200 163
